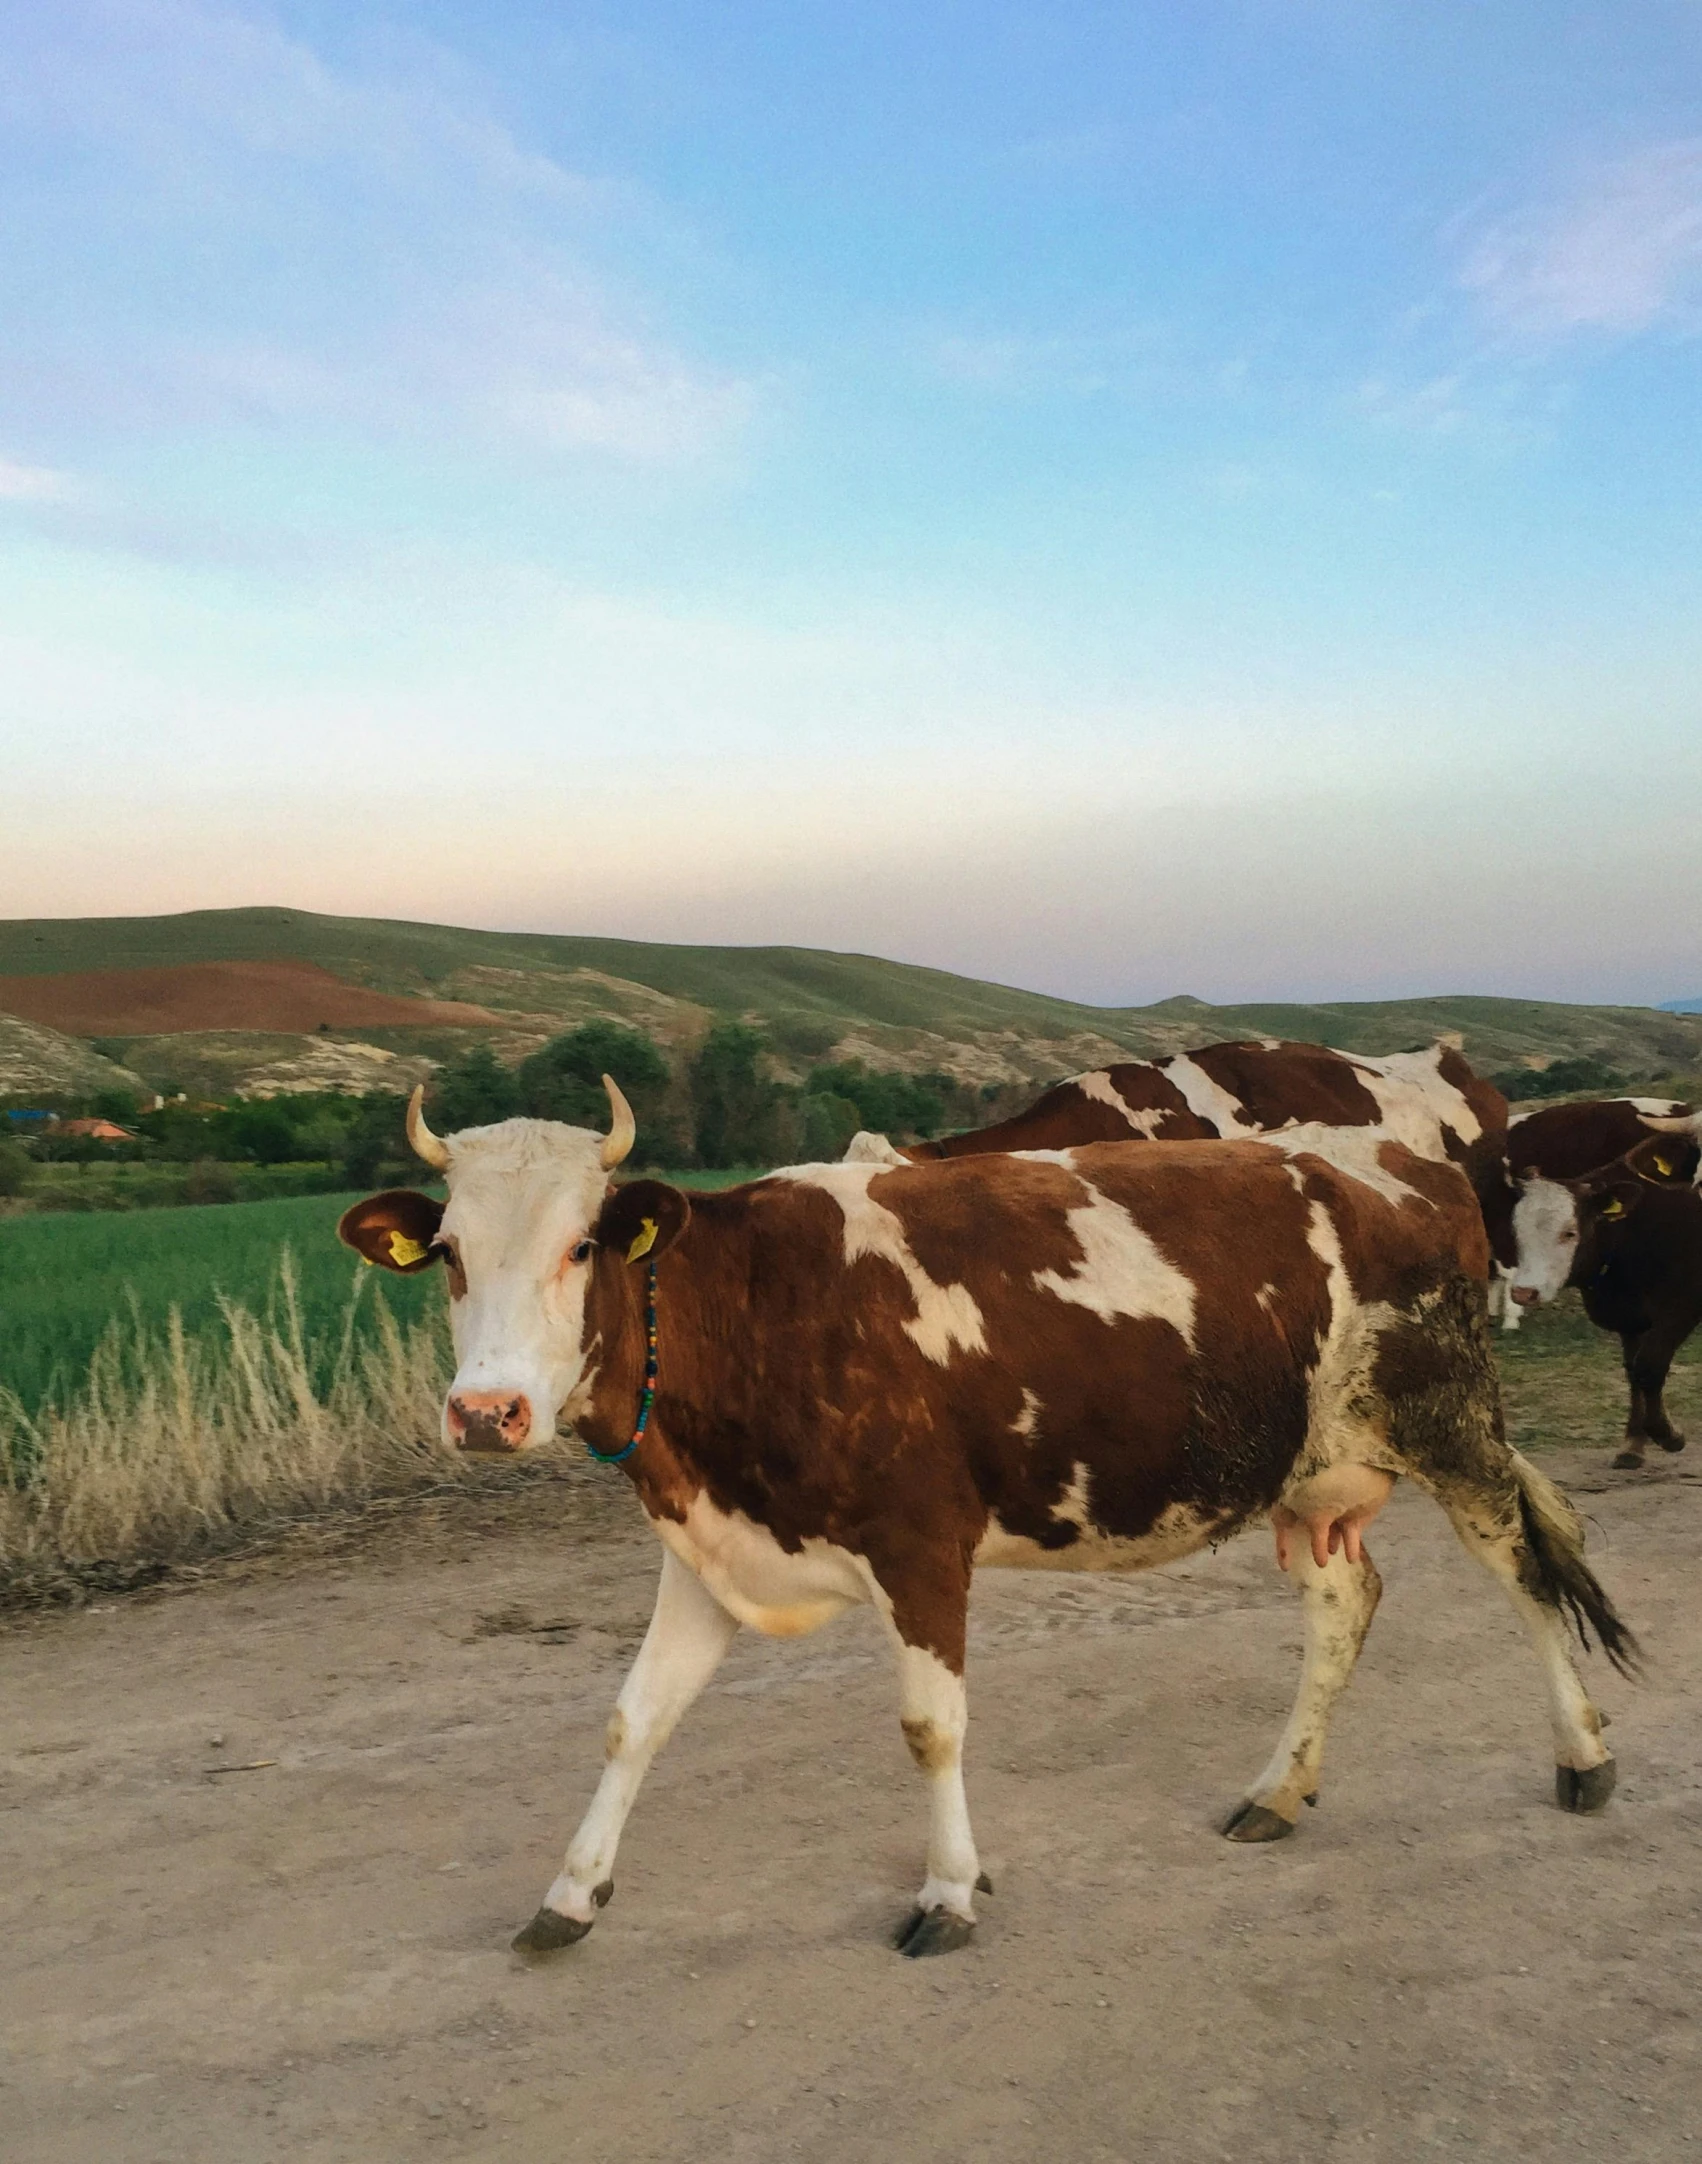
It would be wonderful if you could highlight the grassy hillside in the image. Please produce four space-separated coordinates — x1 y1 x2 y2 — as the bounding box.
2 905 1700 1088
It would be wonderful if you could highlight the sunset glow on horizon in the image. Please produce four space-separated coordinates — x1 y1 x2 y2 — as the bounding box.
2 3 1699 1007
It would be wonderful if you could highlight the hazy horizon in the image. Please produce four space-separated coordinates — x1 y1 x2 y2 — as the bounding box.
3 4 1699 1009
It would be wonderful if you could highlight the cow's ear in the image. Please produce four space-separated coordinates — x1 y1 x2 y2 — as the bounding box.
1585 1177 1642 1222
1626 1135 1701 1187
338 1189 446 1273
595 1179 692 1265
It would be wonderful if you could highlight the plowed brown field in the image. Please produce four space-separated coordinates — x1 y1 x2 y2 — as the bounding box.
0 959 498 1037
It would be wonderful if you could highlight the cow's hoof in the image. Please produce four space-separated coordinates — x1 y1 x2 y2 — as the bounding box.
512 1906 593 1953
1611 1449 1646 1471
1222 1800 1296 1843
511 1878 612 1954
1556 1761 1617 1814
975 1870 994 1895
892 1905 975 1958
1655 1431 1686 1455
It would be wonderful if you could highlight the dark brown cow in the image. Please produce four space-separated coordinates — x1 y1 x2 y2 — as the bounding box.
341 1082 1631 1960
862 1038 1505 1167
1476 1096 1697 1273
1510 1129 1702 1469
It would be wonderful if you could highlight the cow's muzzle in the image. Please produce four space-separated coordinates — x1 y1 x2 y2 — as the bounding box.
447 1390 534 1454
1510 1285 1540 1308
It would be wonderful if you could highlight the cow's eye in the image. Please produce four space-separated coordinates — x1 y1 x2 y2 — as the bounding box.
432 1238 468 1299
568 1238 595 1265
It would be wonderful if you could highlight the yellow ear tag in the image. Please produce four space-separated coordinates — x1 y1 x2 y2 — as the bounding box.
388 1230 429 1267
626 1216 659 1264
1654 1155 1674 1177
1601 1198 1625 1218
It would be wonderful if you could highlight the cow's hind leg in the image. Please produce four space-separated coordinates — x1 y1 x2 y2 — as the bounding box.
1432 1455 1634 1811
881 1628 984 1958
513 1549 739 1953
1224 1542 1382 1842
1615 1312 1696 1467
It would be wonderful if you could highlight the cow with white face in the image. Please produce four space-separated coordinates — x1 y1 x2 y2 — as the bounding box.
372 1085 637 1456
1510 1132 1702 1469
342 1078 1636 1960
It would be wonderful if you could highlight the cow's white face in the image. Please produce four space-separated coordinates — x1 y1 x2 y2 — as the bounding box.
433 1120 612 1452
1509 1178 1580 1306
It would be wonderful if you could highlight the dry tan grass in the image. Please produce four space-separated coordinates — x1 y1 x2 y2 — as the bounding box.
0 1257 465 1600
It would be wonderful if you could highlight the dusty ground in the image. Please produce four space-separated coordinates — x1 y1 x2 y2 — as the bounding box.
4 1420 1701 2164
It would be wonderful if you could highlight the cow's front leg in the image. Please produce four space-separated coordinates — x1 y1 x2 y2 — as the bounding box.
513 1549 739 1953
884 1633 984 1958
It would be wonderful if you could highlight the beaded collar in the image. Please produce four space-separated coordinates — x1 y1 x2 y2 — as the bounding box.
585 1260 658 1467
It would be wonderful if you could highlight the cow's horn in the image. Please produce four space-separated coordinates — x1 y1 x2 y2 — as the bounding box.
1641 1112 1702 1137
600 1074 636 1170
406 1084 451 1171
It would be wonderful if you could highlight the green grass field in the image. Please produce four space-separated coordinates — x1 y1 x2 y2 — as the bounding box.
0 1167 769 1416
0 1190 444 1415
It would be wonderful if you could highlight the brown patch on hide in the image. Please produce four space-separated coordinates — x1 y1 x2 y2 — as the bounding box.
1436 1045 1509 1153
909 1069 1203 1158
1186 1040 1384 1131
901 1718 957 1774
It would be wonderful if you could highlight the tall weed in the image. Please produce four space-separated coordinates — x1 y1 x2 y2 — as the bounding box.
0 1252 460 1597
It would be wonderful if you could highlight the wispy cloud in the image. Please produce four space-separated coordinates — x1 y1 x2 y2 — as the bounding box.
1460 139 1702 344
0 458 77 504
0 1 749 462
923 322 1170 401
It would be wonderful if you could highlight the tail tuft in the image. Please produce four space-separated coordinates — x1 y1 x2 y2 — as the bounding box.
1512 1452 1641 1679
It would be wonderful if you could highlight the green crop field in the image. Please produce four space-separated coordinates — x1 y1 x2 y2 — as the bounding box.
0 1166 768 1417
0 1190 444 1415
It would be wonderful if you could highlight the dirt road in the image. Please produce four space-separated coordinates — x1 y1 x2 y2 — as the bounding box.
4 1453 1700 2164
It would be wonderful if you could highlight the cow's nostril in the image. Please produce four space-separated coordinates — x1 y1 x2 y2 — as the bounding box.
446 1391 532 1450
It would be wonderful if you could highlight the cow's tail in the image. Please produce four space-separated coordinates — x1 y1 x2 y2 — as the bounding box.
1511 1451 1641 1678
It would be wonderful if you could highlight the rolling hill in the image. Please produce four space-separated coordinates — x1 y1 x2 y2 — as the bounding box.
1 905 1700 1098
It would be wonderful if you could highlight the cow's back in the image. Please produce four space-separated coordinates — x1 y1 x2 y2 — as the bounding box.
908 1038 1503 1166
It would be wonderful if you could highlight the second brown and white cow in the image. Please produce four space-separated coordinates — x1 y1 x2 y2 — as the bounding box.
342 1081 1632 1960
858 1038 1506 1167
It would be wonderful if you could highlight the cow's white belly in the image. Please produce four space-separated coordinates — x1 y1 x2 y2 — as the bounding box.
651 1493 872 1637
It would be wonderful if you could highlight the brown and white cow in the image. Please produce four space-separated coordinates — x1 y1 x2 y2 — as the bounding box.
855 1038 1506 1169
341 1081 1632 1960
1509 1130 1702 1469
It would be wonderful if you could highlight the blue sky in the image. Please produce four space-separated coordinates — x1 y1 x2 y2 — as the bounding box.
2 1 1699 1004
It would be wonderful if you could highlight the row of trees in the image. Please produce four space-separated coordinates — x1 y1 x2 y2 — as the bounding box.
424 1019 998 1171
